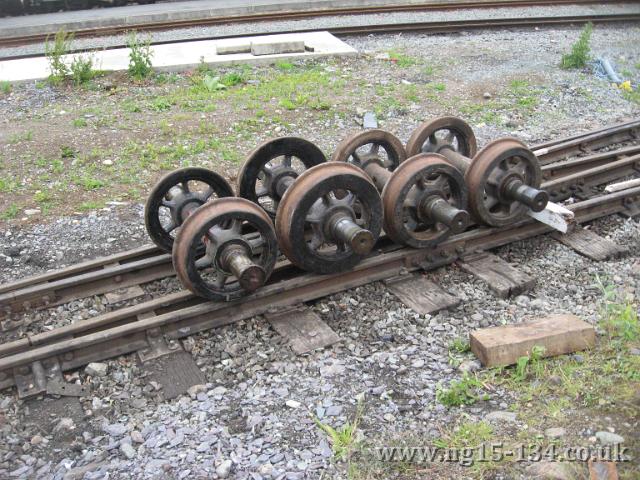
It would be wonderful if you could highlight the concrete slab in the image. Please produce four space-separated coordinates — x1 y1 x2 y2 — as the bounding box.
0 31 356 82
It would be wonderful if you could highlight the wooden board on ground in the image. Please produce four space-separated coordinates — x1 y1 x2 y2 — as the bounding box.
470 314 595 367
588 460 619 480
265 307 340 355
104 285 145 305
142 351 205 400
458 252 535 298
385 275 460 315
551 227 627 261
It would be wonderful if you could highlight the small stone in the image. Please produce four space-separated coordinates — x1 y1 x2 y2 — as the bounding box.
24 209 41 216
103 423 127 436
525 461 578 480
30 435 43 446
548 375 562 385
216 459 232 479
515 295 530 307
485 411 517 423
545 427 566 439
595 431 624 444
572 354 585 364
411 359 425 368
102 160 113 166
120 442 136 459
210 386 227 396
458 360 482 373
85 362 108 377
471 313 483 322
130 431 144 443
187 384 206 399
285 399 301 409
53 418 75 433
629 348 640 355
483 92 492 99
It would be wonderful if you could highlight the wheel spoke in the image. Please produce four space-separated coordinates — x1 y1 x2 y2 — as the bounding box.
351 151 362 164
255 186 270 197
369 143 380 155
283 155 292 168
161 199 175 208
165 221 177 233
181 181 190 193
195 255 213 269
200 187 215 200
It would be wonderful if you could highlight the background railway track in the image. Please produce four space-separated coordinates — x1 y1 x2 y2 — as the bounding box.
1 0 638 51
0 120 638 397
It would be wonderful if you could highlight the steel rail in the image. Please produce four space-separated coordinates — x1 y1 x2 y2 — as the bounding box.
0 123 637 320
0 4 638 51
0 184 637 391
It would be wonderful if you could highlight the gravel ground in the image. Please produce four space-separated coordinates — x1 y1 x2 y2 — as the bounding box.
0 26 639 480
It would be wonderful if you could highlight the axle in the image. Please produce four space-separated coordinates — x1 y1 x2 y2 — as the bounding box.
328 215 375 255
365 161 469 232
218 244 266 292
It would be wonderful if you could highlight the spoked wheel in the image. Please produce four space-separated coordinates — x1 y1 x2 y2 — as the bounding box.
172 198 278 301
406 116 477 158
275 163 382 274
145 167 234 252
331 129 406 190
382 154 469 248
466 138 548 227
238 137 326 219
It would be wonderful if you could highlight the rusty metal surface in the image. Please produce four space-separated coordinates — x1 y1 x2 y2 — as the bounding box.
466 137 546 227
381 153 469 247
275 162 383 273
237 137 326 218
406 116 478 159
172 197 278 301
145 167 234 252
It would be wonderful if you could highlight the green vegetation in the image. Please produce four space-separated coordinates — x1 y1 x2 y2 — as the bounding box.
70 54 97 86
561 22 593 69
45 29 73 84
597 275 639 342
127 31 154 80
72 118 87 128
78 200 105 211
449 337 470 354
0 81 10 94
314 399 364 462
436 374 487 407
60 145 76 158
0 203 19 220
434 421 493 450
388 50 418 67
511 345 546 382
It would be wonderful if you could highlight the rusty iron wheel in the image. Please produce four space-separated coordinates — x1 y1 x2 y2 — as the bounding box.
466 137 545 227
172 198 278 301
331 129 407 172
382 153 468 248
406 116 478 158
145 167 234 252
275 163 382 274
238 137 326 219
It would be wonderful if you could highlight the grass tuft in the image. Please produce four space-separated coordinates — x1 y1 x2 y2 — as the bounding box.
561 22 593 69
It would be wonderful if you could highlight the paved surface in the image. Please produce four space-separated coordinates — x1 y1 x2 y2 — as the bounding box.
0 0 475 39
0 31 356 81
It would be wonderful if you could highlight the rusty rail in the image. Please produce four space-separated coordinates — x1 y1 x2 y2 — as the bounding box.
0 183 638 393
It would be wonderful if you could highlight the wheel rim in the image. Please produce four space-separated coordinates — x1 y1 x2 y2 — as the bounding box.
238 137 326 218
406 116 477 158
173 198 277 301
466 137 542 227
331 129 407 172
145 167 234 252
382 154 468 248
275 163 382 274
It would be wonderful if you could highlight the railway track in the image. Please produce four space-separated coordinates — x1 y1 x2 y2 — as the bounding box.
0 1 638 51
1 119 638 322
0 120 638 398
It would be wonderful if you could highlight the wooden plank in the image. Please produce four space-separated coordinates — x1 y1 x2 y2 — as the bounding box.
458 252 535 298
104 285 145 305
265 307 340 355
470 314 595 367
142 351 205 400
604 178 640 193
551 227 627 261
385 275 460 315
